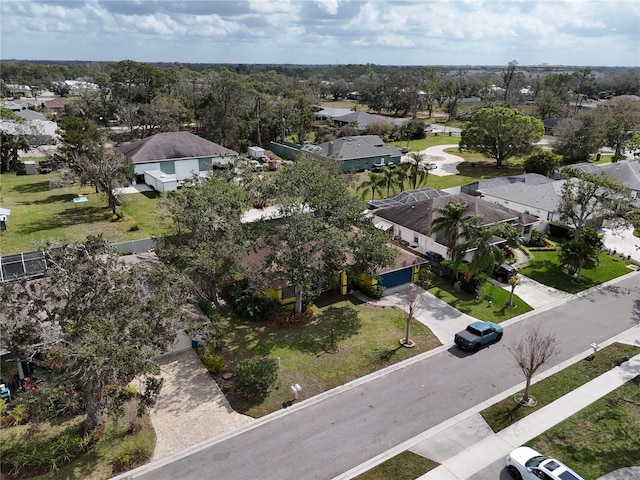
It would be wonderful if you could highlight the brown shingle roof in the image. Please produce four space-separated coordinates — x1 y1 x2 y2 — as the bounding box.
115 131 238 163
375 193 538 243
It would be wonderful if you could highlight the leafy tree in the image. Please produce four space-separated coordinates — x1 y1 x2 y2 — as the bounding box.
262 158 394 313
357 171 385 201
558 227 604 282
603 99 640 161
523 150 560 177
553 112 603 163
78 149 133 214
159 175 249 308
460 107 544 167
404 152 432 190
0 241 191 429
558 168 627 240
508 327 558 406
502 60 525 108
234 358 278 397
54 115 102 172
0 132 30 173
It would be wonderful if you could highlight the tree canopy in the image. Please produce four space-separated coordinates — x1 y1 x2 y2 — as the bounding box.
460 107 544 167
0 240 192 429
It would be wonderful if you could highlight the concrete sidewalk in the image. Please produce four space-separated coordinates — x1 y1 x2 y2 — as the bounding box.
336 328 640 480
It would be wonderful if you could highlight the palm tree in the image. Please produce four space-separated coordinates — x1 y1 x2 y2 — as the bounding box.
456 224 506 282
430 201 472 255
357 172 384 201
507 274 522 307
405 152 428 190
392 164 408 192
379 166 397 197
558 228 603 283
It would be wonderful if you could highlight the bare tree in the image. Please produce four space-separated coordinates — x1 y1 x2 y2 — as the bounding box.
508 327 558 406
401 289 420 347
506 274 522 308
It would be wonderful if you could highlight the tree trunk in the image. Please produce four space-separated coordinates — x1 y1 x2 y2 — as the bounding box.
86 400 103 429
294 284 303 314
404 318 411 345
522 375 532 404
508 285 515 307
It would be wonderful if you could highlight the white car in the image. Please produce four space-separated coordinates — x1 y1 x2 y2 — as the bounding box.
506 447 585 480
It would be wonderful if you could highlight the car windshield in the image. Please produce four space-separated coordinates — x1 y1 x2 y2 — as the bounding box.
525 455 549 468
558 472 582 480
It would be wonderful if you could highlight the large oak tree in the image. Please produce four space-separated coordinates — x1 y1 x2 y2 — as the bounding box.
460 107 544 167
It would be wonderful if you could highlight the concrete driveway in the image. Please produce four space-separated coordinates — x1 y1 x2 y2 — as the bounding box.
400 144 464 177
601 224 640 263
493 275 572 310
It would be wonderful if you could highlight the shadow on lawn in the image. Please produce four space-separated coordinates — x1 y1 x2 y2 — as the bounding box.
20 193 79 204
11 180 51 194
16 205 109 234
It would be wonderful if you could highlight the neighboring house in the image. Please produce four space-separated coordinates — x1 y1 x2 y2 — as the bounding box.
372 193 539 261
567 161 640 199
460 174 562 230
4 84 32 98
0 118 58 139
542 117 563 135
43 97 73 115
319 135 403 171
115 131 239 184
314 108 353 121
330 111 406 130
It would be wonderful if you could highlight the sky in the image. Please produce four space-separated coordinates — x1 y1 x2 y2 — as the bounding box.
1 0 639 67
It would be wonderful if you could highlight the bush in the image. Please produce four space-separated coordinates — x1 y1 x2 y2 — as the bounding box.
128 224 140 232
548 222 575 239
528 228 548 247
234 358 278 398
359 283 385 299
111 444 152 474
201 353 226 374
268 308 314 327
229 284 281 321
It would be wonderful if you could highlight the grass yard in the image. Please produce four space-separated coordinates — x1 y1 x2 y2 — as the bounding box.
216 293 441 418
354 451 439 480
425 276 533 322
528 376 640 479
480 342 640 433
518 249 635 293
0 172 168 255
388 135 461 152
0 400 155 480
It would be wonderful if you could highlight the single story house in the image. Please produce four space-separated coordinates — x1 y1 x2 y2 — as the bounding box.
115 131 239 183
372 193 539 261
319 135 403 171
368 187 450 211
330 111 406 130
566 161 640 199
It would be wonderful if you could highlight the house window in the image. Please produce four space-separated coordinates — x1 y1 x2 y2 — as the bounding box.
524 225 532 234
413 234 419 244
282 285 296 299
547 212 553 221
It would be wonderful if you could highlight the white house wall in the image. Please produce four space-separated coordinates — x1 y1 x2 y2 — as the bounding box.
175 159 200 180
135 162 161 176
481 194 552 230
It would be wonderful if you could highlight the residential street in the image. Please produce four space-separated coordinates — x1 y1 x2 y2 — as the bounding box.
127 275 639 480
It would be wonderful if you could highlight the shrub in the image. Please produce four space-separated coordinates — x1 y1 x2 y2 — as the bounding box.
201 353 226 374
111 444 152 474
359 283 385 299
128 224 140 232
234 358 278 397
548 222 574 239
229 284 281 321
528 228 548 247
268 308 314 327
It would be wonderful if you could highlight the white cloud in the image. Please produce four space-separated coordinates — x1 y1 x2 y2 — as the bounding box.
0 0 637 66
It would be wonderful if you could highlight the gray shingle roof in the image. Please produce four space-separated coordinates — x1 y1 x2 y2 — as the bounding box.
478 180 564 214
115 131 238 163
333 111 406 128
319 135 402 161
569 161 640 192
461 173 554 195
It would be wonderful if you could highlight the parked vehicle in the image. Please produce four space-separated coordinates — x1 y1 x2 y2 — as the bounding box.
425 251 444 262
506 446 585 480
492 263 517 283
454 321 503 351
248 160 264 172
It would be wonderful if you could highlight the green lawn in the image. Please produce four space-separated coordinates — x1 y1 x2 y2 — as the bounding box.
388 135 461 152
528 376 640 479
480 343 640 433
216 293 441 418
354 451 439 480
518 249 635 293
0 172 168 255
425 276 533 322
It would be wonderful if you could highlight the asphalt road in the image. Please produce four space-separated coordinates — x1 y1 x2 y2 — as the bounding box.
133 276 639 480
